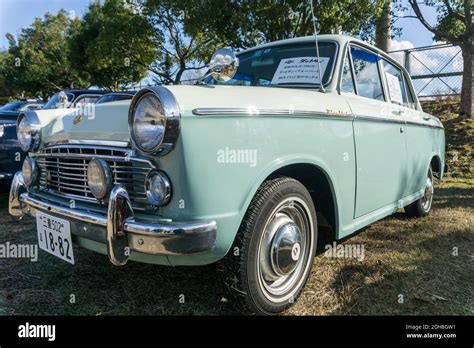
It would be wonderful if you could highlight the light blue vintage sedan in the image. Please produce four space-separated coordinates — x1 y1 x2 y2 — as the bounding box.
9 35 445 315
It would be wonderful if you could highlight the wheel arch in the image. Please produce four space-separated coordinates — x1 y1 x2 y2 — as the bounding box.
430 154 442 178
237 157 340 249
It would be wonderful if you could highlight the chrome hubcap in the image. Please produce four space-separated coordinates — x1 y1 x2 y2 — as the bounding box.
271 222 302 276
257 197 313 302
421 169 434 211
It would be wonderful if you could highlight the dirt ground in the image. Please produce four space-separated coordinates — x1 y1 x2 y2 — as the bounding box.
0 177 472 315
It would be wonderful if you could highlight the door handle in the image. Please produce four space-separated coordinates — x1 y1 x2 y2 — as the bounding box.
423 116 431 121
400 126 404 133
393 110 403 116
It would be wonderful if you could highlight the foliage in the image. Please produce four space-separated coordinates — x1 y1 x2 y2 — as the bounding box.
422 97 474 177
69 0 156 90
142 0 389 84
1 10 87 100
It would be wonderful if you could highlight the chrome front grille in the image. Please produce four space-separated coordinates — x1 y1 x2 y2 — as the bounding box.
34 145 153 210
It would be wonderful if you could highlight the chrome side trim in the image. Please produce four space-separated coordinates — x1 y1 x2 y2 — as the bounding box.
356 115 444 129
43 139 130 148
192 108 444 129
355 115 405 125
405 120 444 129
192 108 352 119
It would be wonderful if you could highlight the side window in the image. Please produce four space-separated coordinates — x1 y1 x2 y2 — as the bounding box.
341 52 355 93
26 104 42 110
75 96 99 106
382 60 409 106
350 46 384 101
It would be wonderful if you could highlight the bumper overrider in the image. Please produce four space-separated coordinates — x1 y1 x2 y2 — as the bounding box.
9 172 217 265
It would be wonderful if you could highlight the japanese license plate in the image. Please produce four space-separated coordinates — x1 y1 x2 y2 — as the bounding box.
36 211 75 264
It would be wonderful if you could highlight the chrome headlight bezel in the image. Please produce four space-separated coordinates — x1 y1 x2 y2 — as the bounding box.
128 87 180 156
17 112 42 152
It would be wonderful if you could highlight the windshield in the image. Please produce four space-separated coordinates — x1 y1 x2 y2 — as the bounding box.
96 94 133 104
206 41 337 88
44 92 74 109
0 101 25 111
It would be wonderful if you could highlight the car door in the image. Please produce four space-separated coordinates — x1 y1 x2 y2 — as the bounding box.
380 59 428 198
343 45 407 218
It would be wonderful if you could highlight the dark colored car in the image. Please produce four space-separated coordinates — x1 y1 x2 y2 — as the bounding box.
95 91 135 104
0 100 44 112
0 90 107 191
0 114 25 188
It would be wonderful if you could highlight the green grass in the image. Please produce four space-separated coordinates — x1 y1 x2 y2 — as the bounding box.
0 177 472 315
0 98 471 315
422 98 474 178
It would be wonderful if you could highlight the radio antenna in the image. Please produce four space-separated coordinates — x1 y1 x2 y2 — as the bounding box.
309 0 325 93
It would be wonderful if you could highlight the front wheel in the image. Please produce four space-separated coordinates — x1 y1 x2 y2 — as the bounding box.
221 177 317 315
405 167 434 217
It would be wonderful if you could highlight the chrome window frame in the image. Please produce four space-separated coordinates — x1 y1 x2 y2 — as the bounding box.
72 94 103 107
347 43 387 102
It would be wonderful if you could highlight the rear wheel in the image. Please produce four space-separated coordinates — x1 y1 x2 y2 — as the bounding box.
221 177 317 315
405 167 434 217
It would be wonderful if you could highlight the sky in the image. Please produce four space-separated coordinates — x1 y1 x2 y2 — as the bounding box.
0 0 439 51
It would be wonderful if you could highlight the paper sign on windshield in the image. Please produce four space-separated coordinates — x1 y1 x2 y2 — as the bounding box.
271 57 329 85
386 72 404 104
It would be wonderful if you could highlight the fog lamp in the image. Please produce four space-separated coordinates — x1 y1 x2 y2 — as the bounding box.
22 157 38 187
87 159 112 200
145 170 171 206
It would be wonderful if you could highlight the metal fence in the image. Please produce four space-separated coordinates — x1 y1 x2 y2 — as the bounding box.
389 43 463 99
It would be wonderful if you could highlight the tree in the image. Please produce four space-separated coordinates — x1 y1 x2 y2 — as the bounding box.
407 0 472 118
69 0 156 90
1 10 87 99
141 0 220 85
142 0 386 84
375 0 393 51
183 0 382 49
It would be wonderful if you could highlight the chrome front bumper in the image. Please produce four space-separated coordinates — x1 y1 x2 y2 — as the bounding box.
9 172 217 265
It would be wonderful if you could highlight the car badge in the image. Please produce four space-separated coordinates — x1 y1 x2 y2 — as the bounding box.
73 114 84 125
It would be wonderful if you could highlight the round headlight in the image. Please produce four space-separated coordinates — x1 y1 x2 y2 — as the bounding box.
128 87 180 155
22 157 38 187
145 170 171 206
17 112 41 152
132 93 165 152
87 159 112 200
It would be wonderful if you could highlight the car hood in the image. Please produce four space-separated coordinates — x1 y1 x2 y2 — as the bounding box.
36 85 350 146
0 111 20 124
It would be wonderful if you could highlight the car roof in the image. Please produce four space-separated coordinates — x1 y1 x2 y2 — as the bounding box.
62 90 108 97
100 91 136 96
